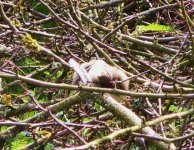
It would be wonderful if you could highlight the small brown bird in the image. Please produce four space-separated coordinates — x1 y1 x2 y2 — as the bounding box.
73 60 129 90
72 60 129 102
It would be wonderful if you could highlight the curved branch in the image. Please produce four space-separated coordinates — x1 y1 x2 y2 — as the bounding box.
1 72 194 99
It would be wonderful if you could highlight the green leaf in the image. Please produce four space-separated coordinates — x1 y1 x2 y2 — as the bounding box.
4 132 34 150
21 111 37 120
32 1 49 15
169 105 176 112
44 143 54 150
132 23 173 36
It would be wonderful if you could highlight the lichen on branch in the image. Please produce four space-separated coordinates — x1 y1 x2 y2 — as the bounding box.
22 33 41 53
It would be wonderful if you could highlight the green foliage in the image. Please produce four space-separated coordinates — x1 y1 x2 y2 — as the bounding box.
132 23 173 36
21 111 38 120
82 128 91 137
0 126 8 132
42 21 58 29
32 1 49 15
3 80 25 94
31 0 58 29
95 102 104 111
44 143 54 150
3 57 41 94
18 58 41 73
5 132 34 150
169 105 186 113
